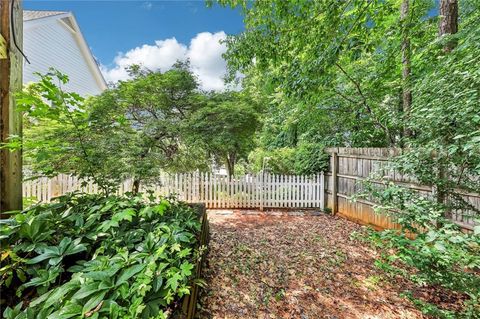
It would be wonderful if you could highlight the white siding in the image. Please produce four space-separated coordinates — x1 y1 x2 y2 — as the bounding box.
23 20 104 96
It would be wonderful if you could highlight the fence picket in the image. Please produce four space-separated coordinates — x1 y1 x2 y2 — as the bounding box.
23 172 329 210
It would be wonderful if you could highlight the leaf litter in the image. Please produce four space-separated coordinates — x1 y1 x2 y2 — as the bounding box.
197 210 465 319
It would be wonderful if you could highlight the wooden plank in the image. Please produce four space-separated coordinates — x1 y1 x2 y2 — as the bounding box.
309 175 314 207
332 152 339 214
272 174 277 207
240 176 245 208
280 175 284 208
220 175 225 208
0 0 23 214
302 175 306 207
258 174 263 210
211 174 216 208
320 172 325 210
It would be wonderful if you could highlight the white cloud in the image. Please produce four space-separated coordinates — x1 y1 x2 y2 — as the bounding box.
141 2 153 10
101 31 232 91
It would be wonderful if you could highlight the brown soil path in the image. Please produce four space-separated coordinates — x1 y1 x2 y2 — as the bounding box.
197 210 427 319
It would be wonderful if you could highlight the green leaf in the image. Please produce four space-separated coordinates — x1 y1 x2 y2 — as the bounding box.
166 272 182 292
112 208 136 223
44 281 80 308
26 251 58 264
47 303 82 319
84 271 112 281
115 263 146 286
474 225 480 236
82 290 107 314
29 290 53 307
72 282 101 300
180 262 194 277
434 241 446 252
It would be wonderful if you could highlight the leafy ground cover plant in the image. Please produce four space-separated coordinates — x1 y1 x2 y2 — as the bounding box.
359 182 480 318
0 193 202 319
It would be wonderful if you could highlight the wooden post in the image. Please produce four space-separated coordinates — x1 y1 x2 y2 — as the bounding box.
320 171 325 211
1 0 23 214
332 152 338 215
259 173 264 211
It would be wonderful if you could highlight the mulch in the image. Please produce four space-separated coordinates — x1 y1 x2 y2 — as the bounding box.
196 210 464 319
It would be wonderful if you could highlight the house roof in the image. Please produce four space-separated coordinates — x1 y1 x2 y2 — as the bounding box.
23 10 68 21
23 10 108 92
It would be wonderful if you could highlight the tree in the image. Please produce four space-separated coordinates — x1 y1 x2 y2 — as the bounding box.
17 70 118 194
18 64 210 193
97 62 205 192
212 1 480 313
186 92 260 176
400 0 412 139
439 0 458 52
214 0 437 148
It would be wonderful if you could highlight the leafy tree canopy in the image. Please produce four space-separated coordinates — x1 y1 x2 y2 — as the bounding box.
185 92 261 176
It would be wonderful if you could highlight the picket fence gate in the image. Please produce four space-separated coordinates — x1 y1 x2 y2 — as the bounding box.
23 172 326 210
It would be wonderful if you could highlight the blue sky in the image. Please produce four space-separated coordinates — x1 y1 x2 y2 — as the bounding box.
24 1 245 89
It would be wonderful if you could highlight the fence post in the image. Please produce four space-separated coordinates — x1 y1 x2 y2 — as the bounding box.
320 171 325 211
259 173 264 211
332 152 338 215
48 176 60 201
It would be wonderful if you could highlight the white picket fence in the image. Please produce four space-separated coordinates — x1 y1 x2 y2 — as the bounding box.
23 172 326 210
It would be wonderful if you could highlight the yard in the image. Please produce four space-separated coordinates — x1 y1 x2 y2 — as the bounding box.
1 1 479 318
198 211 465 319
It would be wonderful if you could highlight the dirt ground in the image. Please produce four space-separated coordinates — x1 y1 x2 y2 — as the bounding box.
197 210 437 319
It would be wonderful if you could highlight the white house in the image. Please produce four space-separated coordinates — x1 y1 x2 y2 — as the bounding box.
23 10 107 96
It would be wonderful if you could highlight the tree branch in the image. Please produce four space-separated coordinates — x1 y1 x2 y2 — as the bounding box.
334 62 395 145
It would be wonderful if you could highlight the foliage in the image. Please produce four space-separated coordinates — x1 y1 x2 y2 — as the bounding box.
403 6 480 200
293 142 330 176
14 65 212 193
185 92 261 176
15 70 120 193
248 142 329 175
248 147 296 175
103 61 209 188
361 183 480 318
359 15 480 312
0 193 202 319
214 0 438 148
214 0 480 315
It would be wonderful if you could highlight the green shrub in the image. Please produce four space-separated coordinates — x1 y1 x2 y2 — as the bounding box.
248 142 329 175
0 193 202 319
363 183 480 318
248 147 296 174
293 142 329 176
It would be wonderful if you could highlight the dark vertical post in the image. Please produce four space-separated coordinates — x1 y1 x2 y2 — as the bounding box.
332 151 338 215
0 0 23 214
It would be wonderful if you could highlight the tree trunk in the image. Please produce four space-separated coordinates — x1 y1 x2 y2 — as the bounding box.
400 0 412 139
437 0 458 218
132 179 140 194
225 153 236 177
439 0 458 52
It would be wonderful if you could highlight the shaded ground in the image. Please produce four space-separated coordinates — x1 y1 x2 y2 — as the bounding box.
197 210 451 319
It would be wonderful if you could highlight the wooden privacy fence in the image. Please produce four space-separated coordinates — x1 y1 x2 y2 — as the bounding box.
23 172 326 210
325 148 479 231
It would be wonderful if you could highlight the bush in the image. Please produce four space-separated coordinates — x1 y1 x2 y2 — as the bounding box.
248 142 329 175
363 183 480 318
248 147 296 174
0 193 202 319
293 142 329 176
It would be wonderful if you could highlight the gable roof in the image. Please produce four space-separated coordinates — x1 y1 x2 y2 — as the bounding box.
23 10 67 21
23 10 107 92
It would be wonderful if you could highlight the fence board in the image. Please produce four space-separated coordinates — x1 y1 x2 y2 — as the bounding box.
326 147 478 230
23 172 326 210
